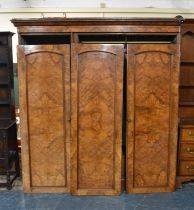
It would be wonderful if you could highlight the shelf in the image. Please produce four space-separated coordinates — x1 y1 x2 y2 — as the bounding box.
181 60 194 64
0 44 8 48
0 82 8 86
21 33 71 45
78 34 177 44
0 101 10 105
0 63 7 67
179 123 194 127
179 85 194 88
179 102 194 106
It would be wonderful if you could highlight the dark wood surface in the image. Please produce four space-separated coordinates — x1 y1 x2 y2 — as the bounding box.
179 21 194 124
0 32 15 120
17 26 180 34
0 119 16 129
180 65 194 86
11 17 182 26
0 32 19 190
177 20 194 186
11 17 181 35
179 160 194 176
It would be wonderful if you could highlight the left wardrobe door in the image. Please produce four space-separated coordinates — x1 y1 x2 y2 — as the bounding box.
18 45 70 193
71 44 123 195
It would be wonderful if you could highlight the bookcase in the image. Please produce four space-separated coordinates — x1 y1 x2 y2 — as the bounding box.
0 32 19 190
177 20 194 186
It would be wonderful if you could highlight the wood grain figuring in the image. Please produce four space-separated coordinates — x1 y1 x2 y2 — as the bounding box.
181 128 194 141
18 45 70 192
71 44 123 195
179 143 194 159
127 44 179 193
13 18 181 195
16 26 180 34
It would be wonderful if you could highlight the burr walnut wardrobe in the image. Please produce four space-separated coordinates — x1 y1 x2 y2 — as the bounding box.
12 17 181 195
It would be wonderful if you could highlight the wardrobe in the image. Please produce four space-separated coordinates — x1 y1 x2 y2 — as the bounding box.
12 17 182 195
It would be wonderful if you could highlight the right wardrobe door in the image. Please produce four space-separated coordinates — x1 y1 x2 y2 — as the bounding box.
126 44 180 193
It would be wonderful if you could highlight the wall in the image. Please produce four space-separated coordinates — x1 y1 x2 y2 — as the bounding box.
0 6 194 62
1 0 194 9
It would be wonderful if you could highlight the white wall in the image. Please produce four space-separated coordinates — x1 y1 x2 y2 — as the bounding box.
1 0 194 9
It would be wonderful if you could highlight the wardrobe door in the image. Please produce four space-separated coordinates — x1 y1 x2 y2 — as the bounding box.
127 44 179 193
71 44 123 195
18 45 70 192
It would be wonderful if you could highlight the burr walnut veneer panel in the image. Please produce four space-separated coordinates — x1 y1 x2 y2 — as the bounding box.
18 45 70 192
71 44 123 195
127 44 179 193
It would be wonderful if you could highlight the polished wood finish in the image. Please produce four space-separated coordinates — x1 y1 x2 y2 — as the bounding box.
12 17 181 194
177 125 194 186
179 21 194 125
18 45 70 192
179 143 194 159
181 24 194 61
180 88 194 104
16 26 180 34
71 44 123 195
11 17 182 26
11 18 181 34
177 20 194 186
0 32 15 120
127 44 180 193
176 175 194 187
180 65 194 86
179 160 194 176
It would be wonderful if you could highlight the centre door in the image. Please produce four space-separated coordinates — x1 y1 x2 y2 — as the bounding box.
71 44 124 195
